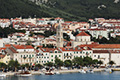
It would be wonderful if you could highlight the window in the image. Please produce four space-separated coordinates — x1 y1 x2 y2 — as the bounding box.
21 55 22 58
46 53 47 55
44 57 46 59
55 55 57 57
94 55 96 57
51 55 53 57
51 59 53 61
67 53 68 56
98 55 100 58
32 55 34 57
59 55 61 57
55 51 57 53
47 57 49 58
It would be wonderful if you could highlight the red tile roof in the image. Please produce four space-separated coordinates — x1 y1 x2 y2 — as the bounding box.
76 31 90 36
4 44 11 48
39 48 62 53
12 45 34 49
94 44 120 48
9 47 18 53
93 50 109 53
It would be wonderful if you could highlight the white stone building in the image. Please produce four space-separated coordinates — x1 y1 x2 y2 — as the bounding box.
72 31 92 47
5 45 36 65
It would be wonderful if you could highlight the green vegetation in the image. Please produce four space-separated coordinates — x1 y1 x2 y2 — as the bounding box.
33 30 56 37
92 36 120 44
72 56 99 66
1 0 119 21
64 60 72 67
0 27 25 38
0 0 86 21
50 0 120 19
109 61 115 66
55 57 63 67
44 62 54 67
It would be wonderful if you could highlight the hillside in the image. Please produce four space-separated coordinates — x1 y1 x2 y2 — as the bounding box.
0 0 120 21
49 0 120 19
0 0 86 21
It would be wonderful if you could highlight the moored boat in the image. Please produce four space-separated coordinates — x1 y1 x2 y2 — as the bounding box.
86 69 94 73
104 68 112 73
45 71 54 75
15 71 32 77
0 73 6 77
79 70 86 73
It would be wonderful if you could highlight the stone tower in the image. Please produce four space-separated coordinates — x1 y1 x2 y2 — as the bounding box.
56 21 63 48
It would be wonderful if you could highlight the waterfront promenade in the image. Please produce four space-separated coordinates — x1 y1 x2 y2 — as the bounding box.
1 68 120 76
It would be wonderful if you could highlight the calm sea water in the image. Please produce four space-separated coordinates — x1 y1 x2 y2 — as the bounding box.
1 71 120 80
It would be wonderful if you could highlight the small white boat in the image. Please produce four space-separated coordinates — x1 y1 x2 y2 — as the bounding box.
0 74 6 77
45 71 54 75
15 71 32 77
55 72 60 74
40 72 45 75
79 70 86 73
87 70 94 73
104 68 112 73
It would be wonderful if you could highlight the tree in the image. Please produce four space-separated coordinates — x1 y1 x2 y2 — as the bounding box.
97 60 103 66
44 62 54 67
24 63 30 69
83 56 93 66
92 59 98 65
0 62 7 72
63 33 70 41
8 59 20 72
64 60 72 67
35 64 43 69
55 57 63 68
72 57 83 66
109 61 115 67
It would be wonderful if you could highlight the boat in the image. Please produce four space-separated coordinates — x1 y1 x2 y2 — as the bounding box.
15 71 32 76
45 71 54 75
79 70 86 73
86 69 94 73
40 72 45 75
0 73 6 77
54 72 60 74
104 68 112 73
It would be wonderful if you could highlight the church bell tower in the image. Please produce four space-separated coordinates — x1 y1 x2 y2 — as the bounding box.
56 21 63 48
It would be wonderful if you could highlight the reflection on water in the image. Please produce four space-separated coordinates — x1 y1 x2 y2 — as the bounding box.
1 71 120 80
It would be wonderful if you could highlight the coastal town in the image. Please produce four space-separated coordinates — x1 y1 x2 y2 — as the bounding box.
0 17 120 76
